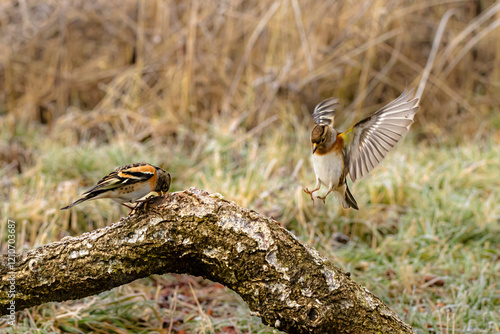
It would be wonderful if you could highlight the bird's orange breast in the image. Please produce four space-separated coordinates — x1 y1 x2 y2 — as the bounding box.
148 169 158 189
314 134 344 156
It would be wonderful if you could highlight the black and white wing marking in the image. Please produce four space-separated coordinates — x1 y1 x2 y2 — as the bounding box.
82 163 156 195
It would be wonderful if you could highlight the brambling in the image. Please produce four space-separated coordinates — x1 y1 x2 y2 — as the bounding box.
304 89 420 209
61 162 171 212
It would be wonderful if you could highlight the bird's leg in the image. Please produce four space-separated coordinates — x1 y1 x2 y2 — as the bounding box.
121 203 136 215
304 180 321 201
316 188 334 204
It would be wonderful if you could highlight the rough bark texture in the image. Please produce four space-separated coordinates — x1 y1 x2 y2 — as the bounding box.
0 187 413 333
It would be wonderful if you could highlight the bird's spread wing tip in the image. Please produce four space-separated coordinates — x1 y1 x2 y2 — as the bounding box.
347 88 420 182
312 97 339 126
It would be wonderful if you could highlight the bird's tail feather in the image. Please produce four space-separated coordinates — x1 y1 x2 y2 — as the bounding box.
344 184 359 210
60 197 89 210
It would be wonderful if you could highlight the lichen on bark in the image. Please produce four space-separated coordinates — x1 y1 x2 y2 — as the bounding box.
0 187 414 334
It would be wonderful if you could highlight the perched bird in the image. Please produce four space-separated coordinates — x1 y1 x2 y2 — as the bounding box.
304 89 420 209
61 162 171 211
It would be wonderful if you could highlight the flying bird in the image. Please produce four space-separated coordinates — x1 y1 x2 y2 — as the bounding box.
61 162 171 212
304 89 420 209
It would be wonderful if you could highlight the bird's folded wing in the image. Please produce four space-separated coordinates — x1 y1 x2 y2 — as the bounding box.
83 165 155 195
342 89 420 182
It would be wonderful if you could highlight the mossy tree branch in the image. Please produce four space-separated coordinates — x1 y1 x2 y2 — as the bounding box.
0 188 413 333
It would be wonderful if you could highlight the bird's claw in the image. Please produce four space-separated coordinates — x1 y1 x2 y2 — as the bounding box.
303 188 314 201
316 195 327 204
304 187 321 201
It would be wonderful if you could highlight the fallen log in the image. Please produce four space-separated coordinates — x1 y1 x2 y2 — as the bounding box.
0 187 413 333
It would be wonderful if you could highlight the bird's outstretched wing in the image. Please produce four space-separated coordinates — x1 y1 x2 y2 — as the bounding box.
312 98 339 126
342 89 420 182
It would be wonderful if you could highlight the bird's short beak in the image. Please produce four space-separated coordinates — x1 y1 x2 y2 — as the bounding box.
312 143 318 154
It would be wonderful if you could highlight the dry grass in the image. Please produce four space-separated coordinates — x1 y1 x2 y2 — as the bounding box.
1 1 500 138
1 0 500 333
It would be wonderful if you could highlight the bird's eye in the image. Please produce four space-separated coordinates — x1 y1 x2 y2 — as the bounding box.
321 137 325 143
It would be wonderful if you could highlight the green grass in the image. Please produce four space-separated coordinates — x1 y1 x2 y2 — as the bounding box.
1 111 499 332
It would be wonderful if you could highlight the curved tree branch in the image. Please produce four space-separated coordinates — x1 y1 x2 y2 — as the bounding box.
0 188 413 333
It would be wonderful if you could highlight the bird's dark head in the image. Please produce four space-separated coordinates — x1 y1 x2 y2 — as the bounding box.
311 125 334 154
155 168 171 195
